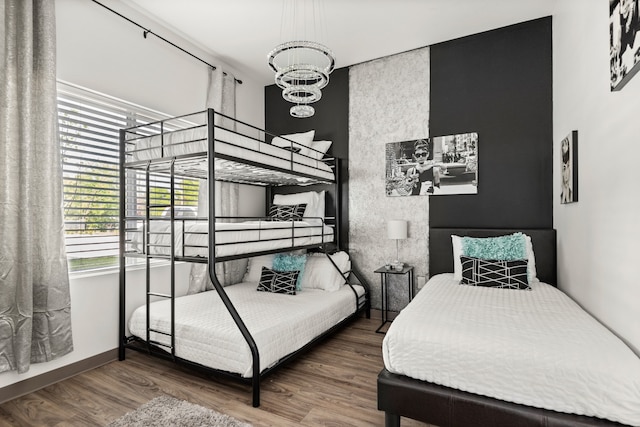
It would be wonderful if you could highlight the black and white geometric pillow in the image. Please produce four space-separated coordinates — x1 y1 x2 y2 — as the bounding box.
460 256 530 290
268 203 307 221
256 267 298 295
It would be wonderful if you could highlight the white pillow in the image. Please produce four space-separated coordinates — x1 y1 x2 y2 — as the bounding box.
301 140 332 160
451 233 538 283
271 130 315 152
272 191 325 224
243 254 276 283
301 251 350 292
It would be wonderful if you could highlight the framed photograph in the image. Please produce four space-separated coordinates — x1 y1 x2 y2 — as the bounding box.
385 133 478 197
431 132 478 195
560 131 578 204
610 0 640 91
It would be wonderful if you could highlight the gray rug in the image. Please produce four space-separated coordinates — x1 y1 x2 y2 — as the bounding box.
107 395 253 427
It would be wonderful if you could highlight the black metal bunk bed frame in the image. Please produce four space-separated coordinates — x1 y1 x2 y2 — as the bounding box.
118 108 370 407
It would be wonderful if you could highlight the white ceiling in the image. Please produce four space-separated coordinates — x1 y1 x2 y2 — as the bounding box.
124 0 557 86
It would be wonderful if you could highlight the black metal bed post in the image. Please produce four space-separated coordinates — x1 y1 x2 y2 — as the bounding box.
334 158 341 251
118 129 127 361
206 109 261 407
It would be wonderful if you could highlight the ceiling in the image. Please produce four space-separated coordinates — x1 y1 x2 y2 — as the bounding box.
124 0 557 86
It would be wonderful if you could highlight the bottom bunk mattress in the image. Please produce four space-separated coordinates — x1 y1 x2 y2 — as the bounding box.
382 274 640 426
129 281 364 378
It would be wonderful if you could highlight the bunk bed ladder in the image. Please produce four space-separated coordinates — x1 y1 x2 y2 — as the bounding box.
144 158 177 359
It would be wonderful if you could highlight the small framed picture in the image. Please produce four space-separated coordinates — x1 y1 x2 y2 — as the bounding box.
560 131 578 204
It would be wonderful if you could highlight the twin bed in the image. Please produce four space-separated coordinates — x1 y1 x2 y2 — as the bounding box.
378 228 640 427
119 109 369 407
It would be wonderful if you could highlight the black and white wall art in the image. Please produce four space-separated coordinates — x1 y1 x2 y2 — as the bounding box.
610 0 640 90
386 133 479 197
560 130 578 204
386 138 435 196
431 132 478 195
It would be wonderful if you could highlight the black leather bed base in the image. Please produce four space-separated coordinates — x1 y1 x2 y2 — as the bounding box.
378 369 629 427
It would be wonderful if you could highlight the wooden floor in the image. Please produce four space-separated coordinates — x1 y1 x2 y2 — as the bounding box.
0 317 429 427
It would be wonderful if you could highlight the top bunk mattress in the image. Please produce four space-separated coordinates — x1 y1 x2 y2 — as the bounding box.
128 281 364 377
382 273 640 426
125 125 334 183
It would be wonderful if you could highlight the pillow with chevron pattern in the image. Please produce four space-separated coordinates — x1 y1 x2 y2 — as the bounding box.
460 256 530 290
256 267 298 295
268 203 307 221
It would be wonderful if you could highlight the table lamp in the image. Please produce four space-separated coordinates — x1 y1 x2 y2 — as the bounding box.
387 220 408 268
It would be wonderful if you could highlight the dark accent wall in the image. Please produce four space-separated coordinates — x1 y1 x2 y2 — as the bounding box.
429 17 553 228
265 67 350 249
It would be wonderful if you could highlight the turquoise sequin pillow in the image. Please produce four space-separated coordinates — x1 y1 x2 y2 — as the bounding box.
273 253 307 290
461 233 527 261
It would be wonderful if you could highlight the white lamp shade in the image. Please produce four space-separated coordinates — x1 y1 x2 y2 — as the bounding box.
387 220 408 240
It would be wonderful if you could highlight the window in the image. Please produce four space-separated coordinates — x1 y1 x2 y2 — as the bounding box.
58 83 198 272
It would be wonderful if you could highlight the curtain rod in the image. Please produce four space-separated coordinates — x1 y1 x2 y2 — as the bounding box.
91 0 243 85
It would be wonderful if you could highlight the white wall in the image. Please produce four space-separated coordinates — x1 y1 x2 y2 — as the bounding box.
0 0 265 390
553 1 640 353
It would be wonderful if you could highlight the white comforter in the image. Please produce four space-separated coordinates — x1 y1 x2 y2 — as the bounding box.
130 220 334 259
129 282 364 377
382 273 640 426
127 126 334 181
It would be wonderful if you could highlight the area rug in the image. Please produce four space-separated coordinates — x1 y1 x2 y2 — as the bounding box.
107 395 253 427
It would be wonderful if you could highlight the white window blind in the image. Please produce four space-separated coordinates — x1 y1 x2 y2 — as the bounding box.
58 84 198 272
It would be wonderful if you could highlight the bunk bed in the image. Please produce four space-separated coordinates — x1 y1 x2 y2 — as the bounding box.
119 109 369 407
377 228 640 427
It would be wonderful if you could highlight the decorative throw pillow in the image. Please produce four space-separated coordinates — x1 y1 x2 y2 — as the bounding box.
461 233 527 261
273 253 307 290
272 191 325 226
268 203 307 221
271 130 315 151
256 267 298 295
460 256 530 290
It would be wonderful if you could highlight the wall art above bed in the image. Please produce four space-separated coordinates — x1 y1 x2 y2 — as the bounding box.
385 133 478 197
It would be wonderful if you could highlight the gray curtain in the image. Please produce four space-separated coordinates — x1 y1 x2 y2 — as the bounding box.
188 67 246 293
0 0 73 373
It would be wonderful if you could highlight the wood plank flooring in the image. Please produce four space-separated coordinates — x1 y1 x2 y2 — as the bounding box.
0 317 429 427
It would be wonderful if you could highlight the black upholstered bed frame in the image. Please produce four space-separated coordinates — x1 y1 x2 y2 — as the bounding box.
377 228 630 427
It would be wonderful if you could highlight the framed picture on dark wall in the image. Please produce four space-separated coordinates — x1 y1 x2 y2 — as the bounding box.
560 131 578 204
610 0 640 91
385 133 478 197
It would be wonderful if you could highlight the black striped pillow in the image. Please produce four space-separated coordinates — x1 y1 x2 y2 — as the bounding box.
268 203 306 221
256 267 298 295
460 256 530 290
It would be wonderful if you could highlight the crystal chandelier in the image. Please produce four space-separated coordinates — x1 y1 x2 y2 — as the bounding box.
267 0 335 118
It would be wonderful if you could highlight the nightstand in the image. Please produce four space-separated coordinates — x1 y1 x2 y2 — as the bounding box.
374 265 415 333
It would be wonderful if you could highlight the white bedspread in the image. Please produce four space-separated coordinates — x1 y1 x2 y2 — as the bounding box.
129 282 364 377
382 273 640 426
130 220 334 259
127 126 334 181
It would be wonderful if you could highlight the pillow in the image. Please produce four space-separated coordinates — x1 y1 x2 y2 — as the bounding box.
300 251 350 292
452 233 538 283
273 253 307 290
460 256 530 290
268 203 307 221
271 130 315 152
243 254 276 283
301 140 332 160
461 233 527 261
272 191 325 225
256 267 298 295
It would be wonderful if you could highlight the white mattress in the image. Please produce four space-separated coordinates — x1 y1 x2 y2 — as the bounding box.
127 126 334 181
129 281 364 377
382 273 640 426
130 220 334 259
